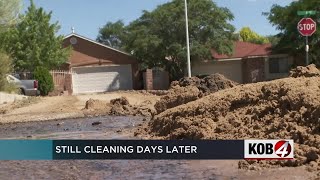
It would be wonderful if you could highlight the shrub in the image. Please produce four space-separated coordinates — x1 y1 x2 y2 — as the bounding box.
0 51 18 93
33 66 54 96
3 82 18 94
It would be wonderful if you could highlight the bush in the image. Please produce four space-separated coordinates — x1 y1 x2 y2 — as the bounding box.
0 51 18 93
33 66 54 96
3 82 18 94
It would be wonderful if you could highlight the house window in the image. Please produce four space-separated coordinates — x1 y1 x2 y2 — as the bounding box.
269 57 289 73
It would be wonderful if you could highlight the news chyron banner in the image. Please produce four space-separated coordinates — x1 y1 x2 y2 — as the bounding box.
0 140 294 160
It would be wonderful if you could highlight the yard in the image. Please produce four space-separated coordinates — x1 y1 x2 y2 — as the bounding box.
0 91 159 124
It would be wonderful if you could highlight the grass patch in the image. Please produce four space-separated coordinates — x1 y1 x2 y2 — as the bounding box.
14 97 40 108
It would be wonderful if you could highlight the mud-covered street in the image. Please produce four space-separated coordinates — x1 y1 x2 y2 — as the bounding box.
0 116 316 180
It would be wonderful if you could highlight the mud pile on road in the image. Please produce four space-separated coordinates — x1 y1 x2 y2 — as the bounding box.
154 74 237 114
110 97 156 117
289 64 320 78
85 99 108 110
109 97 134 116
83 97 155 117
170 73 238 95
154 86 201 114
149 76 320 170
83 99 111 116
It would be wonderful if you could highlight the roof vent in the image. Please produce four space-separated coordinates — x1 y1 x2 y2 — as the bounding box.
70 37 77 45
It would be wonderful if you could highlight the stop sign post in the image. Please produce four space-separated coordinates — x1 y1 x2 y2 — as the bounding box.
298 18 316 36
297 18 317 65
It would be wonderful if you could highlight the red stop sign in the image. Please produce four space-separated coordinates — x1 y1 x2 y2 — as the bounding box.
297 18 317 36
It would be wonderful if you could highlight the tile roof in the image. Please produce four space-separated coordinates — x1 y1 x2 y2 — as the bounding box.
211 41 272 59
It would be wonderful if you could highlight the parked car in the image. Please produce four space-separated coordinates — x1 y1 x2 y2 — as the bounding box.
6 75 40 96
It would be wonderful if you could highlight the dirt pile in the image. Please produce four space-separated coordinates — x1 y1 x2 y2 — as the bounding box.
83 99 111 116
149 77 320 170
116 90 168 96
85 99 108 110
110 97 155 117
171 76 200 87
109 97 133 116
110 97 130 106
289 64 320 78
83 97 155 117
171 73 238 95
136 100 156 117
154 74 237 114
154 86 201 114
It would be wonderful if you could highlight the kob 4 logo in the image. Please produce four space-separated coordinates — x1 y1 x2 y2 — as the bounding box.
274 140 292 158
244 140 294 159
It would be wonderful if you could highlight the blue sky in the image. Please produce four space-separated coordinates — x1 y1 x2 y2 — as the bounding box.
23 0 293 40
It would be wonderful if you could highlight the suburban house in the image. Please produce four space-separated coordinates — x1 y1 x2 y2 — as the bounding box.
192 41 293 84
59 33 140 94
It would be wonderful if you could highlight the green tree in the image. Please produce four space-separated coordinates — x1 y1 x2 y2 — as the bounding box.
97 20 126 50
265 35 280 46
0 0 21 29
33 66 54 96
4 0 70 71
98 0 235 80
264 0 320 65
239 27 269 44
0 0 21 92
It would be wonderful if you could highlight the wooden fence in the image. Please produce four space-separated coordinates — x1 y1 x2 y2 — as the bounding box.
50 70 72 91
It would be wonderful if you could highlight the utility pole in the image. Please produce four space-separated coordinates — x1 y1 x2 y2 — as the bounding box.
184 0 191 77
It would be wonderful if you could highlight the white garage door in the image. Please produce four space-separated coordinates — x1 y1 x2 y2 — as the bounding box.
72 65 133 94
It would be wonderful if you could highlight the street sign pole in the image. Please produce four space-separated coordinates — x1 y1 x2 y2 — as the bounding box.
306 36 309 65
297 11 318 66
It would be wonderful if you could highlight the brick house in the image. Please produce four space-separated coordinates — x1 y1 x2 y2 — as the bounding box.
60 33 140 94
192 41 293 83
